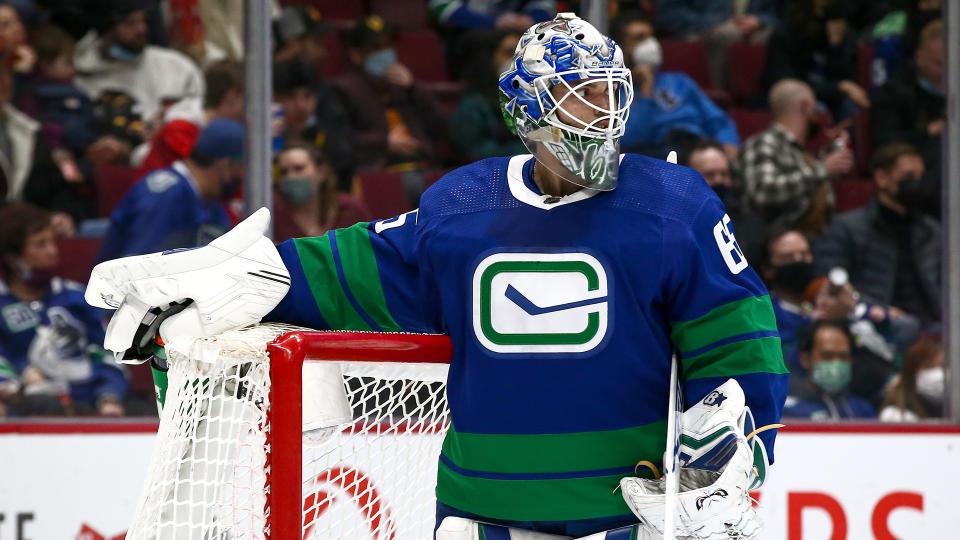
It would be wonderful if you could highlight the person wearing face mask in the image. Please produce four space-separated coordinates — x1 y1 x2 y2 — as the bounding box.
613 12 740 161
872 19 944 218
682 139 764 264
333 15 448 204
274 58 355 191
0 203 128 417
272 143 371 240
880 338 944 421
96 119 239 262
761 229 816 372
813 142 940 325
73 1 204 140
783 321 876 420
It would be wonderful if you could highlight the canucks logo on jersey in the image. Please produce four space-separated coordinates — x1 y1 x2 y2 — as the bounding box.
472 252 609 354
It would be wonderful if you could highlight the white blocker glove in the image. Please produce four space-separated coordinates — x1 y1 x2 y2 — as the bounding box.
619 379 776 540
84 208 290 363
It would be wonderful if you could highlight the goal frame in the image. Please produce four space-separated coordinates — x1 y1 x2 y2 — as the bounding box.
266 330 453 538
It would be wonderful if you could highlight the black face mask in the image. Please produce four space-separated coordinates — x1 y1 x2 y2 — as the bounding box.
222 176 243 199
772 261 814 296
711 184 729 201
895 176 924 212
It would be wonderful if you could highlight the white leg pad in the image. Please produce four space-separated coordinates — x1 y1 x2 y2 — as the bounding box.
436 517 573 540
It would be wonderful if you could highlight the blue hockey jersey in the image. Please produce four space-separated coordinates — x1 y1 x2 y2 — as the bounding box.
0 277 127 408
267 153 788 525
97 161 231 263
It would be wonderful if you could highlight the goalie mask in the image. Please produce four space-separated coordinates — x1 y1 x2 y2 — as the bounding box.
499 13 633 191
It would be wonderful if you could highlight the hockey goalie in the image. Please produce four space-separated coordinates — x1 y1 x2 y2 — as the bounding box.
86 13 787 539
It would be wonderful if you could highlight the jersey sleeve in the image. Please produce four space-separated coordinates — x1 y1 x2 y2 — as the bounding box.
266 210 443 334
663 196 789 461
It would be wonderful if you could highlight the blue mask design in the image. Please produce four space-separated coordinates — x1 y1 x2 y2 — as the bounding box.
917 77 943 98
108 44 143 62
364 48 397 78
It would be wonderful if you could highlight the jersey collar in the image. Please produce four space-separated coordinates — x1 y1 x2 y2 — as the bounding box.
506 154 624 210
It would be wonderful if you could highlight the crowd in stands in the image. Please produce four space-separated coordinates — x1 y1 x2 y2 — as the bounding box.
0 0 948 421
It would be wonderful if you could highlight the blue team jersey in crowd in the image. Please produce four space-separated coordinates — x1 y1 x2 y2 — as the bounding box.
621 72 740 151
97 161 231 262
0 277 127 408
267 153 788 528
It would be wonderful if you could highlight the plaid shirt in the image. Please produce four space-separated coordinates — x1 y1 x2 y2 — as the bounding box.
740 124 831 227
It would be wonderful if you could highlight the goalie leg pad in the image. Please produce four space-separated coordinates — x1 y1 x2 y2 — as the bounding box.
436 517 573 540
619 379 767 539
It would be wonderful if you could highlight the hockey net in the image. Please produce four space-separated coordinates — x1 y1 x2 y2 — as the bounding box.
126 323 453 539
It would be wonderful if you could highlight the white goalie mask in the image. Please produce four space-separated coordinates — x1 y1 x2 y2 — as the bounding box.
499 13 633 191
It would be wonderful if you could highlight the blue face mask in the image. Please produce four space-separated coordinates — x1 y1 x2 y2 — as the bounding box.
917 77 943 98
364 48 397 78
108 43 143 62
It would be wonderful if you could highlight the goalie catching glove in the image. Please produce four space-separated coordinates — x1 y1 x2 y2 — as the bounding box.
619 379 778 540
84 208 290 363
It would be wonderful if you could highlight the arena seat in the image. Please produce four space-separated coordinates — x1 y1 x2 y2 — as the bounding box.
356 171 413 219
317 30 348 77
94 164 139 218
660 39 713 89
727 42 766 105
396 30 450 83
54 237 101 284
729 108 772 140
279 0 364 25
369 0 429 29
852 109 872 175
834 177 877 212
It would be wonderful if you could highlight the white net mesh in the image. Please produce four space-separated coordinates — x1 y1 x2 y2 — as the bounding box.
127 324 451 540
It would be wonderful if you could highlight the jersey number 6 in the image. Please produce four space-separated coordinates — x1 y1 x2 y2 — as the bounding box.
713 214 748 275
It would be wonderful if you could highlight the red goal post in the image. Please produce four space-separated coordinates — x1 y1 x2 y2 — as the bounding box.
268 329 453 538
126 324 453 539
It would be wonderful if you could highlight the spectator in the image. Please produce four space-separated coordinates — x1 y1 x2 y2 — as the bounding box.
450 30 526 161
273 4 328 65
19 24 95 188
657 0 777 88
682 139 763 263
760 229 815 372
0 203 127 417
272 143 371 240
274 57 354 190
429 0 554 31
783 320 876 420
880 338 944 421
334 15 448 203
740 79 853 235
73 3 204 140
872 19 943 218
134 60 244 177
616 12 740 159
0 2 35 79
813 143 940 324
96 119 240 262
762 0 867 121
0 58 88 229
806 276 903 409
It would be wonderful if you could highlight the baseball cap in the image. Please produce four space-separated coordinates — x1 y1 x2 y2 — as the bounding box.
274 5 330 49
346 15 393 49
192 119 244 162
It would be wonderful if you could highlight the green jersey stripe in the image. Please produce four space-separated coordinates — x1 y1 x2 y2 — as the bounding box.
670 295 778 354
437 460 640 521
293 236 372 331
334 224 402 332
682 336 789 380
441 420 667 474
